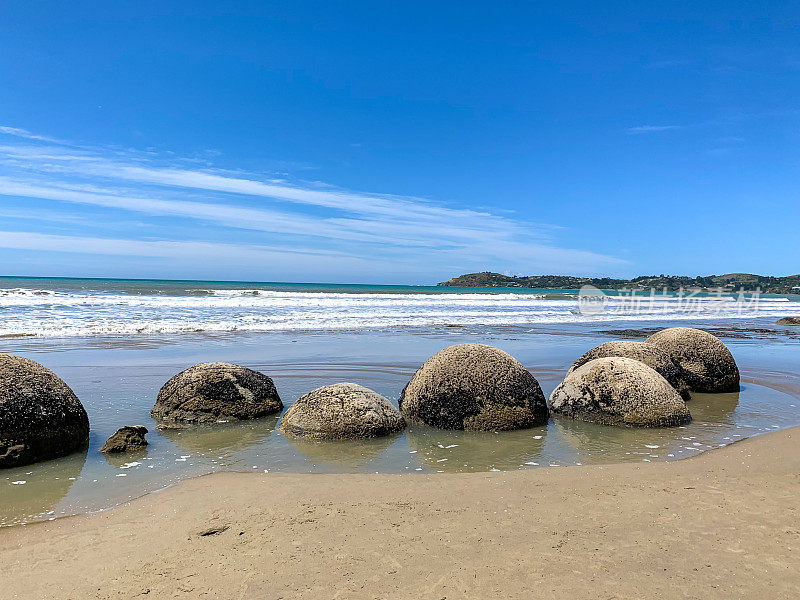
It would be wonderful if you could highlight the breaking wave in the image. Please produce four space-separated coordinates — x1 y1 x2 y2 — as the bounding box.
0 282 798 338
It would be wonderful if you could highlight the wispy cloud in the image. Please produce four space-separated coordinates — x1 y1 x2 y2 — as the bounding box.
646 59 695 69
0 126 626 281
0 125 66 144
0 231 349 260
625 109 800 137
625 125 684 135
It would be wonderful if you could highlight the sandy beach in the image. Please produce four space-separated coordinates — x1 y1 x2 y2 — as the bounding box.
2 424 798 599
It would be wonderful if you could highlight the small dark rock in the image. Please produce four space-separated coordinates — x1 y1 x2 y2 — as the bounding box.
100 426 148 454
198 524 229 536
777 316 800 326
595 328 657 339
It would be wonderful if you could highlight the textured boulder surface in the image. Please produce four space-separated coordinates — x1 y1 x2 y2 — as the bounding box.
0 354 90 468
101 426 148 454
777 316 800 325
279 383 405 440
399 343 548 431
569 341 691 400
645 327 740 393
152 362 283 427
550 356 691 428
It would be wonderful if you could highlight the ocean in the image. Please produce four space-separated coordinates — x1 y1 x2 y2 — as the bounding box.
1 276 799 338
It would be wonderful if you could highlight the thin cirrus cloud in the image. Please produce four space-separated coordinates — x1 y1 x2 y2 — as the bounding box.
0 125 66 144
0 230 353 261
626 125 684 134
0 126 626 281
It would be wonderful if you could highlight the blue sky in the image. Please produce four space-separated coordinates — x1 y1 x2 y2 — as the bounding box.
1 2 799 284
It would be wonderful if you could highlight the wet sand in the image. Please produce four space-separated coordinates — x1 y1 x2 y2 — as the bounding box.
2 425 798 599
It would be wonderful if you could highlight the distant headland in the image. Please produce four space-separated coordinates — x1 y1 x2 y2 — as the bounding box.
437 272 800 294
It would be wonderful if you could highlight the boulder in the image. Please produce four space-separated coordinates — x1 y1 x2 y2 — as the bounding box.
399 343 548 431
645 327 739 392
550 357 691 427
152 362 282 427
569 341 691 400
100 426 148 454
777 316 800 326
0 354 89 468
279 383 405 440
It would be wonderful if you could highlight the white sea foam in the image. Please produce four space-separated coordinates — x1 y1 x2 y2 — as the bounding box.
0 283 798 337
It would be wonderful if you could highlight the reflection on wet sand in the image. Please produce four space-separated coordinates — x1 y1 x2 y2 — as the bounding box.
551 417 694 462
102 448 149 468
158 416 279 458
550 388 741 464
404 423 547 472
0 448 87 525
285 433 401 467
686 389 740 424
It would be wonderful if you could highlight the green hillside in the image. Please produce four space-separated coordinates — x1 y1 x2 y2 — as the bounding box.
438 272 800 294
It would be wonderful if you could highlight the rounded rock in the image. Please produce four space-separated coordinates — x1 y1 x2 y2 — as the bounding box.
0 354 90 468
550 357 691 428
279 383 405 440
777 316 800 326
152 362 282 427
569 341 691 400
645 327 739 393
399 343 548 431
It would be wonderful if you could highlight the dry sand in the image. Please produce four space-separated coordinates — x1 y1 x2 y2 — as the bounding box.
2 427 799 599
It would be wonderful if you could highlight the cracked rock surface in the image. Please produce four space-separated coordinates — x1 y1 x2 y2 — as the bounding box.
0 353 89 468
550 356 691 428
399 343 548 431
152 362 282 428
568 340 691 400
279 382 405 440
645 327 740 393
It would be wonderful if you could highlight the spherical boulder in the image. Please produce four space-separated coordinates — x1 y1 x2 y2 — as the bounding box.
777 316 800 326
279 383 405 440
569 341 691 400
0 354 90 468
101 425 148 454
645 327 739 393
550 357 691 428
399 343 548 431
152 362 282 427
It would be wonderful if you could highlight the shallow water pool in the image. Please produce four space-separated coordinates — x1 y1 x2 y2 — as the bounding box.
2 326 799 526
